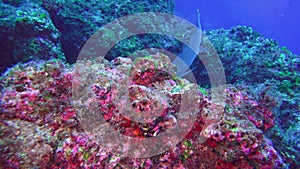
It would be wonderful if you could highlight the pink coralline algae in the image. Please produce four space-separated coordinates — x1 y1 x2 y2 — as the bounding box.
224 87 275 130
0 55 286 168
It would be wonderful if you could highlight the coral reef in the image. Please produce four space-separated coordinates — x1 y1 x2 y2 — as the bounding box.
0 54 287 168
40 0 178 62
0 1 298 167
0 1 65 73
193 26 299 168
0 0 179 73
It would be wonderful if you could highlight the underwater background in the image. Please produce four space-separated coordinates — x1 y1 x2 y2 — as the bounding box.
175 0 300 55
0 0 299 168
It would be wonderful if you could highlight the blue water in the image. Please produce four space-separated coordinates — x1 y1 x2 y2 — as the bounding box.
174 0 300 55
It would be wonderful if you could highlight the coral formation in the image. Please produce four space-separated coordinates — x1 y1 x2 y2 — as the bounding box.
0 1 65 73
0 54 287 168
193 26 299 167
0 0 179 73
0 1 298 168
